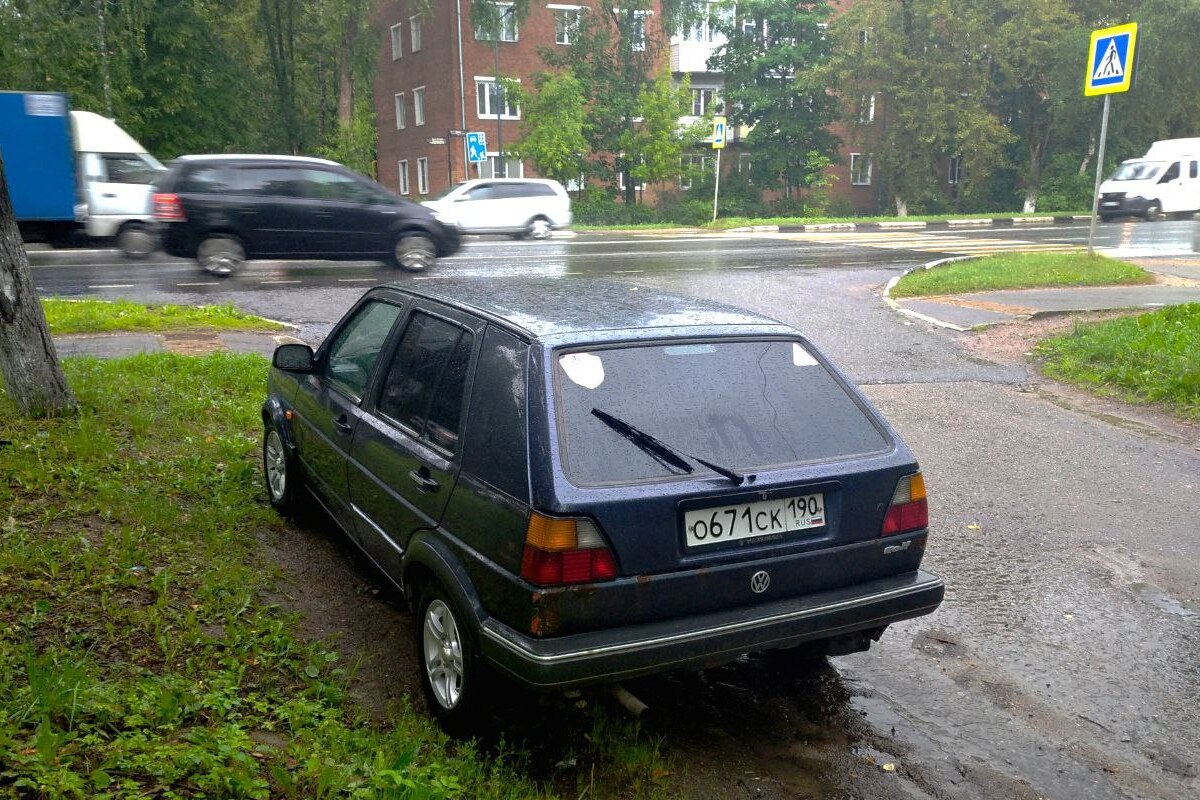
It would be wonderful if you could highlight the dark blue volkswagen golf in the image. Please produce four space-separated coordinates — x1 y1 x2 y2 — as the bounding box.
261 278 943 732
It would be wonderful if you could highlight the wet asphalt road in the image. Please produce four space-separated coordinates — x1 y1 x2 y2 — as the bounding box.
27 221 1200 798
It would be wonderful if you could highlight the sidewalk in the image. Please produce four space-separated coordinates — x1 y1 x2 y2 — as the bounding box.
52 330 303 359
885 256 1200 331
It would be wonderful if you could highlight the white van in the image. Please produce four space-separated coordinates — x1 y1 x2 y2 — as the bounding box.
1098 139 1200 222
72 110 165 255
421 178 571 239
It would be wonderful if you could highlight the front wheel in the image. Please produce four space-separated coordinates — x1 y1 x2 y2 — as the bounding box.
526 217 553 240
1144 202 1162 222
416 582 488 735
263 423 303 517
197 235 245 276
394 234 436 272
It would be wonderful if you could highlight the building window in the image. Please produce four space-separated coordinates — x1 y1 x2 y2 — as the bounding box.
859 93 875 124
679 154 713 189
691 88 715 116
553 6 581 45
417 157 429 194
948 156 962 186
630 10 649 50
476 2 518 41
482 153 523 179
394 92 406 129
398 160 410 195
850 153 872 186
738 152 753 178
410 15 422 52
413 86 425 126
475 78 520 119
390 23 403 59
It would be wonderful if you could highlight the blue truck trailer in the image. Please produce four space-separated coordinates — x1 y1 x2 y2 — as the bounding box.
0 90 162 255
0 91 80 243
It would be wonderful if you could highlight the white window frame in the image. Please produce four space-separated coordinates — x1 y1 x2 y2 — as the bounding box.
691 88 715 117
390 23 403 60
475 76 521 120
630 9 650 51
850 153 872 186
476 2 518 41
398 160 410 195
409 14 422 52
417 157 429 194
738 152 753 176
948 156 962 186
859 93 876 124
550 5 582 45
679 154 713 189
482 153 524 179
394 92 406 129
413 86 426 126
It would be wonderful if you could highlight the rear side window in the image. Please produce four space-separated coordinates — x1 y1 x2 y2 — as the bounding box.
553 339 890 486
496 183 554 199
323 301 403 400
378 312 474 453
462 326 529 501
176 165 230 194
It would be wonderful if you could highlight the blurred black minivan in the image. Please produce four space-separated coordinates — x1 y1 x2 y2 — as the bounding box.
153 154 460 275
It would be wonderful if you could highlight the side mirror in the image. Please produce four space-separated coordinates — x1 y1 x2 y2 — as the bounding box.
273 343 315 372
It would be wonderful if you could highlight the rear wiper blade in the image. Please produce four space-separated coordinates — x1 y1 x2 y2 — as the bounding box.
591 408 746 485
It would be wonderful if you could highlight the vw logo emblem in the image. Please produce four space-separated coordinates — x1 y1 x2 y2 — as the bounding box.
750 570 771 593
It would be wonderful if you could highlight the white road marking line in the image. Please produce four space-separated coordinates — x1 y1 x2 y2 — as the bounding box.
87 284 135 289
177 282 222 287
259 280 303 284
614 269 645 273
336 278 377 282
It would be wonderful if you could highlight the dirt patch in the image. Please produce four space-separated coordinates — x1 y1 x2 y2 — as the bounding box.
161 331 226 355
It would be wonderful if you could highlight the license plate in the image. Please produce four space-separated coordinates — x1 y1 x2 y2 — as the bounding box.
1101 201 1119 207
684 493 825 548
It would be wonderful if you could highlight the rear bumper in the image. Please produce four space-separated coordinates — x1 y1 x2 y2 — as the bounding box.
479 569 944 689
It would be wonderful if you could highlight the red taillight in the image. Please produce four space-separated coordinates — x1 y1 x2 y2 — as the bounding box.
881 473 928 536
520 513 617 586
153 193 185 221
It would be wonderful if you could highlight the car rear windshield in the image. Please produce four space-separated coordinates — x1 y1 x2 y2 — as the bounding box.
553 338 891 486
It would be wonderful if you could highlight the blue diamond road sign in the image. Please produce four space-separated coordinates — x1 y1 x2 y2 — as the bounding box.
466 131 488 164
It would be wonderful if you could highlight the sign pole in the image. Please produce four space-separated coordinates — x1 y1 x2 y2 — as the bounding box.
712 147 722 224
1087 94 1111 257
710 115 726 224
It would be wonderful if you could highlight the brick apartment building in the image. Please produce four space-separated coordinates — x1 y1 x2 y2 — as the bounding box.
372 1 880 212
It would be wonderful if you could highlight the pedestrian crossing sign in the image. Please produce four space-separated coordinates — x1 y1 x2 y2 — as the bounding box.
1085 22 1138 96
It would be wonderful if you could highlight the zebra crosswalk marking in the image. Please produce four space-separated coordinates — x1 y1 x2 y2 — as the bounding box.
773 231 1082 256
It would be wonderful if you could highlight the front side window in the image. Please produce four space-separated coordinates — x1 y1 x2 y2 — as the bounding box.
475 79 520 119
231 167 306 197
378 312 474 453
324 301 403 400
100 153 164 184
413 87 426 126
178 165 230 194
554 339 888 486
850 153 872 186
1159 162 1181 183
410 15 423 51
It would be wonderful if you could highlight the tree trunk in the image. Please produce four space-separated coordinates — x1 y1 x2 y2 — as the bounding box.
337 16 357 127
894 196 908 216
0 152 76 417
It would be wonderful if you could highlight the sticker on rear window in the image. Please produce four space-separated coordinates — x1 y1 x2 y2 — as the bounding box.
792 343 818 367
560 352 605 389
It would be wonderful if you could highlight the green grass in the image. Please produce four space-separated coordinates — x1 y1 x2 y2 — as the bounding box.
0 353 669 798
42 298 288 335
1037 304 1200 419
889 252 1154 298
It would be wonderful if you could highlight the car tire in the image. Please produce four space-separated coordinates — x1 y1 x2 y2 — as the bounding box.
263 423 303 517
117 223 157 259
416 581 488 735
197 235 246 276
394 233 436 272
1144 202 1162 222
526 217 553 240
1099 214 1114 223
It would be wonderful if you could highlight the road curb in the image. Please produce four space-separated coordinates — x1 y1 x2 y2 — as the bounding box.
882 255 981 333
731 215 1091 234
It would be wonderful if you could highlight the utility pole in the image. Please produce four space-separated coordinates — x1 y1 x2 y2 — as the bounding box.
492 5 516 178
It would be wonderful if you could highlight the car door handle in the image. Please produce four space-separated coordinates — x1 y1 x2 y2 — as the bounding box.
333 414 353 434
101 192 118 198
314 210 334 218
408 468 440 493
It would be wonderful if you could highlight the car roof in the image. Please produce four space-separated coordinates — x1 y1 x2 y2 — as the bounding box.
172 154 341 167
380 277 791 343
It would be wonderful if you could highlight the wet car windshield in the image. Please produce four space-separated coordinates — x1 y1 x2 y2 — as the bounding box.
554 339 890 486
1111 162 1163 181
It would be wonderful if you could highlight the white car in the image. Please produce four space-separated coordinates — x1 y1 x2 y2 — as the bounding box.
422 178 572 239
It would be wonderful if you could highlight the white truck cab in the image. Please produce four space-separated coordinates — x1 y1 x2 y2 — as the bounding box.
1099 138 1200 222
72 110 165 255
